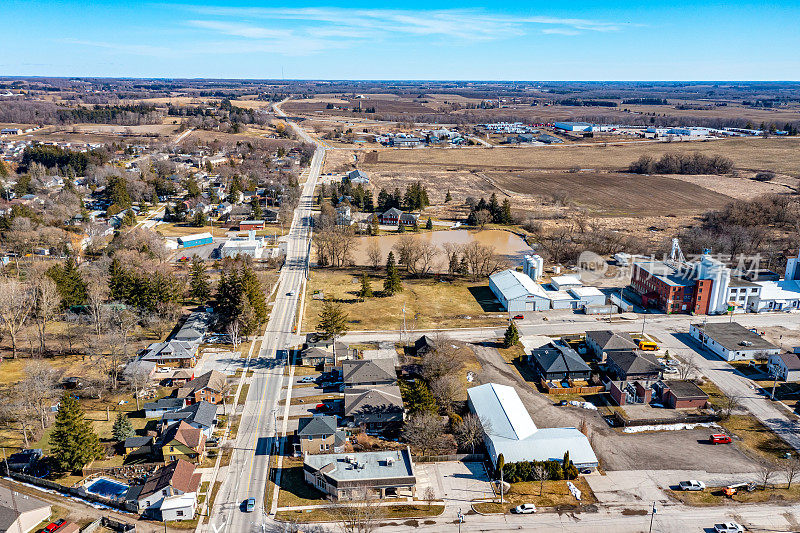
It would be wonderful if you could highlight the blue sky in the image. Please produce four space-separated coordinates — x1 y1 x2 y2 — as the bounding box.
2 0 799 80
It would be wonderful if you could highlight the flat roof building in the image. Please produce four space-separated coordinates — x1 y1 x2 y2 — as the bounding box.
689 322 779 361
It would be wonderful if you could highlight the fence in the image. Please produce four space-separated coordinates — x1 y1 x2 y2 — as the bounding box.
611 411 720 428
81 463 161 478
9 472 139 514
412 453 486 463
541 379 604 395
82 517 136 533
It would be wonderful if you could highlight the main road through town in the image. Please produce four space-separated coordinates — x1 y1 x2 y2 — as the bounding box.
209 101 324 533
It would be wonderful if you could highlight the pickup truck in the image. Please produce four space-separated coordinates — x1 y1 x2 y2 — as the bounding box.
678 480 706 491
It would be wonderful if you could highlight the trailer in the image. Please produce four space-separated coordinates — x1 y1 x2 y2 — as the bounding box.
610 293 634 312
177 232 213 249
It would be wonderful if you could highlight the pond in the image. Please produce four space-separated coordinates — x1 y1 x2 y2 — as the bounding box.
352 229 533 271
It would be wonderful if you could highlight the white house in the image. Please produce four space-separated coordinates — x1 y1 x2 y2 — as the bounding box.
768 353 800 382
689 322 780 361
467 383 598 469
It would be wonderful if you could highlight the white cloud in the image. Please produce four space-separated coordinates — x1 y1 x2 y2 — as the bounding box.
188 20 293 40
542 28 581 36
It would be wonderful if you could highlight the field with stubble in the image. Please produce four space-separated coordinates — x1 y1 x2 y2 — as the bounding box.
372 136 800 177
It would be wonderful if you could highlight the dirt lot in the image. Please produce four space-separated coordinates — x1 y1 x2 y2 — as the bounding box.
472 343 761 473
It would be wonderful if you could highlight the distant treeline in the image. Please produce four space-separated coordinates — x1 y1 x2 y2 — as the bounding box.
558 99 618 107
628 152 733 175
622 98 669 105
0 100 163 125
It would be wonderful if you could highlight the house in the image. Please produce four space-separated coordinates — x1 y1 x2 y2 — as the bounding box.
125 460 200 520
608 380 653 406
467 383 598 469
414 335 438 356
295 415 347 455
239 220 265 231
606 350 662 381
529 341 592 381
336 205 352 226
768 353 800 382
177 370 228 405
399 212 419 226
658 380 709 409
344 385 405 432
689 322 780 361
160 401 218 438
303 448 416 501
170 369 195 386
585 330 638 362
144 398 186 419
122 359 157 381
346 169 369 184
0 487 51 533
379 208 402 225
303 333 357 362
140 340 199 368
299 347 335 367
390 137 422 147
341 359 397 388
172 311 211 344
159 421 206 463
536 134 564 144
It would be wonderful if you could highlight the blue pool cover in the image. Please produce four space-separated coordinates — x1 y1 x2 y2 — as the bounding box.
86 478 129 498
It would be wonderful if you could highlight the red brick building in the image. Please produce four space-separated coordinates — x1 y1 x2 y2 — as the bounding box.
631 260 713 314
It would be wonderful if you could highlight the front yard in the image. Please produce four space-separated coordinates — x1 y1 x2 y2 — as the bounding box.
471 477 597 514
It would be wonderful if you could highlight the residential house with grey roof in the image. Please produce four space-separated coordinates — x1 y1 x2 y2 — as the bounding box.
295 415 347 455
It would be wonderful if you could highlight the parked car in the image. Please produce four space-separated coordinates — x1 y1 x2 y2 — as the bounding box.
678 480 706 491
287 291 295 296
513 315 524 320
44 520 65 533
316 403 329 412
244 497 255 512
714 523 744 533
710 434 732 444
299 376 316 383
512 503 536 514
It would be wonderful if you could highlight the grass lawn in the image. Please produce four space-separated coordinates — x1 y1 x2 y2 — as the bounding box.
303 268 507 331
275 504 445 523
471 478 597 514
279 393 340 407
288 365 318 376
237 384 251 405
156 222 223 238
670 483 800 506
276 457 328 508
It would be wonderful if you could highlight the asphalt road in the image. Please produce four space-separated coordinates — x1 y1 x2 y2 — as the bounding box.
209 104 324 533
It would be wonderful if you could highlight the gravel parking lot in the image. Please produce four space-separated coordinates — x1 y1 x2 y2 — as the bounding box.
472 343 761 473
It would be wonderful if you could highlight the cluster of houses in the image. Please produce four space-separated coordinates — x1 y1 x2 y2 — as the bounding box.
374 129 466 147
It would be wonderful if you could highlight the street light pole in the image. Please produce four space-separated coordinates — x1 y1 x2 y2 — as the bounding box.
648 501 656 533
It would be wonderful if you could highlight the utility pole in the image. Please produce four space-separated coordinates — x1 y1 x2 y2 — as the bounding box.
457 509 463 533
648 501 656 533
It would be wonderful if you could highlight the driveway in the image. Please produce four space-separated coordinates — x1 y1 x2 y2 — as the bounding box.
416 461 493 510
471 343 760 473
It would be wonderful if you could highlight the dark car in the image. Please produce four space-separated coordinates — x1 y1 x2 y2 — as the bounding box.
244 497 255 512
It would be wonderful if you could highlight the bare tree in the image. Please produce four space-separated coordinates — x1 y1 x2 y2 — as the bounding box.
19 361 58 429
227 319 242 351
759 464 774 490
403 412 443 457
677 360 698 381
31 276 60 355
145 302 180 340
720 394 742 419
785 456 800 489
430 374 460 414
102 330 126 390
110 307 140 359
334 489 386 533
533 462 549 496
462 242 505 280
455 413 487 454
423 486 436 508
129 368 151 410
7 401 36 447
415 241 440 276
366 240 382 270
0 278 34 359
62 311 85 356
393 235 421 273
442 243 464 275
86 279 109 341
473 209 492 230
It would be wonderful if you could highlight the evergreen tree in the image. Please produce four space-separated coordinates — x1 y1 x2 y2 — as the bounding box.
397 223 406 233
189 257 211 303
489 193 500 222
108 175 131 209
500 198 513 225
50 395 102 472
371 214 379 236
122 209 136 227
317 299 349 340
185 177 201 198
192 211 207 227
425 217 433 230
402 379 438 414
445 190 452 203
112 413 135 441
377 188 391 212
47 257 88 308
503 321 520 348
240 265 268 325
251 197 263 220
358 273 373 299
384 252 403 295
412 220 419 232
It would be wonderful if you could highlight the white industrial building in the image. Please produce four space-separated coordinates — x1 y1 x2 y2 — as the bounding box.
489 268 605 312
220 231 265 259
689 322 780 361
467 383 598 469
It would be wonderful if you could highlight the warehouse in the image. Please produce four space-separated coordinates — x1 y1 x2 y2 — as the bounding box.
467 383 598 469
489 269 550 312
689 322 779 361
177 233 213 249
553 121 595 132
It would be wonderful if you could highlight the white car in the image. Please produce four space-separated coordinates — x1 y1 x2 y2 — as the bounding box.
678 480 706 491
299 376 316 383
714 522 744 533
512 504 536 514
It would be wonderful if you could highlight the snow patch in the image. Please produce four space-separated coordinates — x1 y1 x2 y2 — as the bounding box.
622 422 719 434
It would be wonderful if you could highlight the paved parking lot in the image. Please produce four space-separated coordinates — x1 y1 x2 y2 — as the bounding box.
416 462 494 505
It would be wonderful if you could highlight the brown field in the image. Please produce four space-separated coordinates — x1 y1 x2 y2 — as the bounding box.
488 171 734 216
370 137 800 177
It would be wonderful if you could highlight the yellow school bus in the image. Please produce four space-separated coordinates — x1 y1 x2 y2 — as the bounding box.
637 339 658 351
